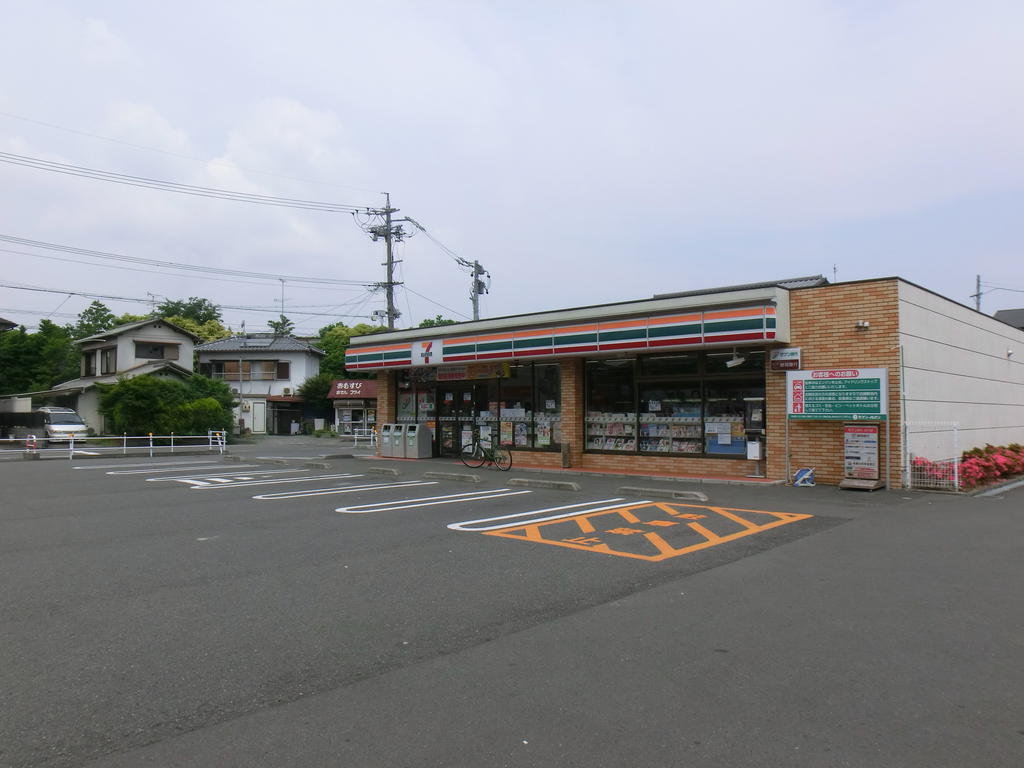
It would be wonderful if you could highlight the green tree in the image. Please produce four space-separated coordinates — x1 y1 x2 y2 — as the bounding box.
297 371 334 414
268 315 295 335
69 301 116 339
315 321 387 378
418 315 458 328
0 320 78 394
113 312 149 325
156 297 222 324
163 315 232 344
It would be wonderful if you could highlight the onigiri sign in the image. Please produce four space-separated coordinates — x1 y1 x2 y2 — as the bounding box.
786 368 888 421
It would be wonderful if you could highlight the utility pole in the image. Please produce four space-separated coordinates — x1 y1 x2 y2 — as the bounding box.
357 193 405 330
382 195 398 330
971 274 982 311
469 260 489 321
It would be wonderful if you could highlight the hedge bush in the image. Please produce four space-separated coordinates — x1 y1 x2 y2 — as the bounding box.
97 375 234 436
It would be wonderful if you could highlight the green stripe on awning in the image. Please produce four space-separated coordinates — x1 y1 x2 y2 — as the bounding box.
475 341 513 352
703 318 763 333
513 337 552 349
382 350 410 361
554 332 598 345
444 344 476 354
599 328 646 342
647 324 700 338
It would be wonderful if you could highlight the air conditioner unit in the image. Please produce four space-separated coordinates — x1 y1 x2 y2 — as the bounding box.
241 402 251 412
282 387 292 395
230 387 239 394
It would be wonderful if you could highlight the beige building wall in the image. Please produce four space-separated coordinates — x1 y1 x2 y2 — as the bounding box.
898 282 1024 459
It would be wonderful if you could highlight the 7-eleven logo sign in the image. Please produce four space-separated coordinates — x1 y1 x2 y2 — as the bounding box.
413 339 441 366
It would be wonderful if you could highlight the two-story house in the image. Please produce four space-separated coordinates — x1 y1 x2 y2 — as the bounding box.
196 333 324 434
49 317 198 432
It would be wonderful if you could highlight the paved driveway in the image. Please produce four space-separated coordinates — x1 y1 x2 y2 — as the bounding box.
1 452 1021 767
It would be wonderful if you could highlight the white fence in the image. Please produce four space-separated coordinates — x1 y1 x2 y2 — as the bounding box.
0 431 227 460
904 421 960 491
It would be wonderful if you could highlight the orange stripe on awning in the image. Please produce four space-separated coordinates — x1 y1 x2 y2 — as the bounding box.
598 318 650 331
702 307 765 321
446 332 514 344
551 323 600 335
348 343 412 354
646 313 702 326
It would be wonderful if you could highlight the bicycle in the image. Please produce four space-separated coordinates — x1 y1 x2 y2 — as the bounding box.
459 437 513 471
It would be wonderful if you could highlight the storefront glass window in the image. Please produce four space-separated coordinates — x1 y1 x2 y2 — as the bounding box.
586 351 765 458
500 365 534 448
638 385 702 454
640 353 700 377
704 382 763 456
395 363 560 453
585 360 637 451
534 363 561 448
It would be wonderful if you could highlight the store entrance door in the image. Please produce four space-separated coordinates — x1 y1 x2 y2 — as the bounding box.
436 382 490 457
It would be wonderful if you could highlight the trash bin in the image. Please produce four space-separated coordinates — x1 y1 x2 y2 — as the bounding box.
379 424 396 457
406 424 433 458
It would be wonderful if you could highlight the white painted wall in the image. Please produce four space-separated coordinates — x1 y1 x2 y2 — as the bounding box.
197 349 320 397
81 321 195 375
899 282 1024 458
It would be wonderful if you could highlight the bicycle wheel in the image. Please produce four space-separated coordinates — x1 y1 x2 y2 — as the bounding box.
493 446 513 471
460 442 487 468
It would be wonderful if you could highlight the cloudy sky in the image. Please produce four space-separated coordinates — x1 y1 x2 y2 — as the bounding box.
1 0 1022 335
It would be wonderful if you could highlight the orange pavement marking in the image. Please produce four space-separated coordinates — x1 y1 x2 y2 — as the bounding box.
482 501 812 562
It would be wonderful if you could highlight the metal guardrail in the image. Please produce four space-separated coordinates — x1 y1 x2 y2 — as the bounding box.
0 431 228 459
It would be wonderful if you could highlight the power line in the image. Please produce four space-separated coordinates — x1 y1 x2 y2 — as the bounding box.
403 217 489 320
402 285 471 320
0 150 375 213
0 109 384 195
0 282 381 320
0 234 376 287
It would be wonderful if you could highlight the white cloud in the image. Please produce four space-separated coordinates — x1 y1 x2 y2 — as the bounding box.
80 18 135 68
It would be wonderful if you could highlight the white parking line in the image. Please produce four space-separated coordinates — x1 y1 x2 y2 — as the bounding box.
190 473 365 490
253 480 437 501
75 460 224 470
447 498 632 532
142 468 303 481
336 488 531 514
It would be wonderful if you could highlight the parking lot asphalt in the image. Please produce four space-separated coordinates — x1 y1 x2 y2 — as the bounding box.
2 441 1022 767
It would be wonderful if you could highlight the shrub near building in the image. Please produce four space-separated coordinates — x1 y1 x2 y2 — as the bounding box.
97 375 235 436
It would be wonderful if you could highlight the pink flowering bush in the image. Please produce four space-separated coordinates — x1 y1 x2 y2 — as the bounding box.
911 444 1024 490
958 444 1024 490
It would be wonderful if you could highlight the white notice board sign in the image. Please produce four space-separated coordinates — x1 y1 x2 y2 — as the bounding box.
844 425 880 480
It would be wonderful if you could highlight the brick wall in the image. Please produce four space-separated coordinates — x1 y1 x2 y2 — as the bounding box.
767 279 903 486
376 371 395 457
560 359 585 465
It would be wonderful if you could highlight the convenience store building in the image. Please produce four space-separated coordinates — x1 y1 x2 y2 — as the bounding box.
346 276 1024 487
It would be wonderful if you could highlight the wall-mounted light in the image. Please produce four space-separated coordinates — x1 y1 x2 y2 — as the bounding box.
1008 349 1014 359
855 320 871 330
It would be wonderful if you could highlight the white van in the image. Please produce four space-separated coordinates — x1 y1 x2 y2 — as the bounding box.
0 407 89 444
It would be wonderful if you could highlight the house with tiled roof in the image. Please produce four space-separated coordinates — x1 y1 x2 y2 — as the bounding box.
196 333 324 434
34 317 198 432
